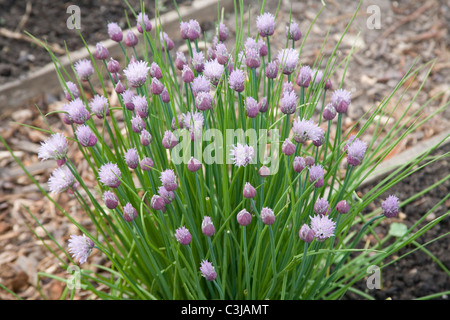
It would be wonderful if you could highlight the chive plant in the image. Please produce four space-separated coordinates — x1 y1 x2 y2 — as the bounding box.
2 0 449 300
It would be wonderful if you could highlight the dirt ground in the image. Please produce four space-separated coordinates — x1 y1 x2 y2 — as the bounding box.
0 0 449 299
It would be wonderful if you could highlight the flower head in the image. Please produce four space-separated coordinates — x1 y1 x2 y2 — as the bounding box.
192 50 205 73
103 191 118 210
230 143 255 167
195 91 213 111
162 130 178 149
323 103 337 121
346 137 367 166
48 165 76 193
63 81 79 101
281 89 297 115
310 214 336 241
286 20 302 41
308 165 324 188
159 31 174 51
265 60 279 79
200 260 217 281
124 60 150 87
75 125 97 147
124 31 138 47
38 133 68 162
229 69 246 92
94 42 109 60
216 23 229 41
237 209 252 226
136 11 152 33
336 200 350 214
299 224 315 243
99 163 121 188
277 48 299 75
293 156 306 173
243 182 256 199
282 139 296 156
149 62 163 79
204 59 224 86
187 157 202 172
245 47 261 69
261 207 275 225
123 203 137 222
66 98 90 125
246 96 259 118
107 22 123 42
151 195 166 211
68 234 95 264
74 59 94 81
186 19 201 40
160 169 177 191
90 95 109 118
131 115 146 133
332 89 351 113
256 12 275 37
132 95 148 118
296 65 312 88
175 226 191 245
124 148 139 169
158 186 174 205
201 216 215 237
182 65 195 83
382 195 400 218
292 117 322 144
314 198 330 216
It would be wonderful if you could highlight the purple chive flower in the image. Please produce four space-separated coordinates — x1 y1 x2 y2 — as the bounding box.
107 22 123 42
314 198 330 216
48 165 76 193
99 163 121 188
346 137 367 166
286 20 302 41
299 224 315 243
230 143 255 167
90 95 109 119
282 139 296 156
175 51 188 71
382 195 400 218
243 182 257 199
171 114 184 130
215 43 229 65
265 60 279 79
123 203 137 222
103 191 118 210
245 47 261 69
161 87 171 103
246 96 259 118
38 132 68 163
237 209 252 226
277 48 299 75
183 111 204 141
312 69 324 87
187 157 202 172
149 62 163 79
182 65 195 83
132 95 148 118
124 60 150 87
74 59 94 81
64 81 79 101
180 21 189 39
150 77 164 95
308 165 324 188
160 169 177 191
292 117 322 144
67 98 90 125
296 65 312 88
115 81 125 94
158 186 174 205
258 38 268 57
256 12 275 37
305 156 315 167
261 207 275 225
204 59 224 86
140 157 154 171
259 165 271 178
323 103 337 121
192 51 205 73
162 130 178 149
312 128 325 147
175 226 191 245
131 115 146 133
229 69 246 92
124 148 139 169
192 75 211 96
336 200 350 214
139 129 153 146
68 234 95 264
75 125 97 147
94 42 109 60
325 78 332 90
159 31 174 51
201 216 215 237
258 97 268 113
200 260 217 281
293 156 306 173
310 214 336 241
281 89 297 115
136 11 152 33
283 81 295 93
216 23 229 41
151 195 166 211
332 89 352 113
186 19 201 41
195 91 213 111
124 31 138 47
121 89 135 110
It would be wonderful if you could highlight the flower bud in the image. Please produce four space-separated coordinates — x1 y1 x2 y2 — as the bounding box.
140 157 154 171
151 195 166 211
237 209 252 226
282 139 296 156
103 191 118 209
123 203 137 222
293 156 306 173
336 200 350 214
175 226 191 245
261 207 275 225
94 42 109 60
243 182 256 199
299 224 315 243
162 130 178 149
187 157 202 172
201 216 215 237
258 165 271 178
